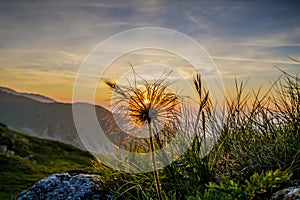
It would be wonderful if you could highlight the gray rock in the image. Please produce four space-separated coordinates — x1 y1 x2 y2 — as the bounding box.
15 173 114 200
0 145 7 152
270 187 300 200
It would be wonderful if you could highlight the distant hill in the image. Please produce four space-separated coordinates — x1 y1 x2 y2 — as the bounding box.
0 123 95 199
0 86 56 103
0 86 124 149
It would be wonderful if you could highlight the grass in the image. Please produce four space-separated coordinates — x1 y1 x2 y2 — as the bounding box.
214 73 300 180
1 69 299 199
0 125 96 199
96 70 300 199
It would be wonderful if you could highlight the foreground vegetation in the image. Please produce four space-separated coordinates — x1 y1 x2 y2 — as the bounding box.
1 70 298 200
0 125 95 199
96 71 299 199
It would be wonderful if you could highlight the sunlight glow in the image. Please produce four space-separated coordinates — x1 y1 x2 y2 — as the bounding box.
143 98 150 105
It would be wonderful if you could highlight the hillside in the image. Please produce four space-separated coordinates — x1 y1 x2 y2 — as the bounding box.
0 124 96 200
0 86 56 103
0 87 124 150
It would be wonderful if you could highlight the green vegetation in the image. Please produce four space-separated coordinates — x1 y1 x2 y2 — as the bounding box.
0 125 95 199
95 71 299 199
206 169 292 199
1 70 299 200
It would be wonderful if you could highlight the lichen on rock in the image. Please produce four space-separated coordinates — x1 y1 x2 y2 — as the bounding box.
270 186 300 200
15 173 114 200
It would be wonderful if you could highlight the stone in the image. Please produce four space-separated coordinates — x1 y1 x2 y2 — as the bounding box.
270 186 300 200
0 145 7 152
15 173 114 200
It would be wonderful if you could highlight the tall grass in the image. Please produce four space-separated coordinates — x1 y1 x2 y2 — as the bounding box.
96 71 299 199
214 73 300 181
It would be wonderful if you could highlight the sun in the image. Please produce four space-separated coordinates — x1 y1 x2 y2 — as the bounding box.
143 98 150 105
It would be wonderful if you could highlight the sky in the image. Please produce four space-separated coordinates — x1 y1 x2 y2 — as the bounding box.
0 0 299 105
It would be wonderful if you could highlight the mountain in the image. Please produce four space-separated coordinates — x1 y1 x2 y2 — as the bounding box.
0 123 95 199
0 86 56 103
0 86 123 149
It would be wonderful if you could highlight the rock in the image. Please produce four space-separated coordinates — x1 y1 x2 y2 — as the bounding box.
270 186 300 200
15 173 114 200
6 150 14 155
24 154 36 163
0 145 7 152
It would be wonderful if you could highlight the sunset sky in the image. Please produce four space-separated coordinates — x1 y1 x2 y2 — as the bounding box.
0 1 299 104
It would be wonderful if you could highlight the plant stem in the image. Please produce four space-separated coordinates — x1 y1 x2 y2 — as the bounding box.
148 122 163 200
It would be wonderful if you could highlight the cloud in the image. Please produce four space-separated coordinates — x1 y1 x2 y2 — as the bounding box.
0 0 299 103
211 56 300 65
60 51 80 59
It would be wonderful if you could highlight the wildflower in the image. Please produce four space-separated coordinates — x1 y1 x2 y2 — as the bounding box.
106 69 181 200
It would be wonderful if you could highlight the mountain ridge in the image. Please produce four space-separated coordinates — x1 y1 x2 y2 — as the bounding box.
0 86 124 150
0 86 56 103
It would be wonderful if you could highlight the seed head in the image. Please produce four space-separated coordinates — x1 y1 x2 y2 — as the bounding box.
106 73 180 128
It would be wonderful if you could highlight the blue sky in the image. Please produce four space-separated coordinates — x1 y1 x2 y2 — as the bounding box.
0 0 299 102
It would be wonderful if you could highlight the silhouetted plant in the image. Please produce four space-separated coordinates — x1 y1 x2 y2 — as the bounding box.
96 66 299 199
106 69 181 200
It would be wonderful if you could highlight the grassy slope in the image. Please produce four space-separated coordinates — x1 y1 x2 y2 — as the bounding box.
0 124 95 199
